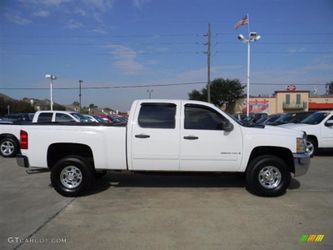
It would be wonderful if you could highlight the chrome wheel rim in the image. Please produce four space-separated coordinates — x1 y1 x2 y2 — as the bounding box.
60 166 83 189
258 166 282 189
0 141 15 156
306 141 314 156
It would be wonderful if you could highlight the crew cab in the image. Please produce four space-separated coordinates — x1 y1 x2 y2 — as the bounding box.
16 100 310 197
280 111 333 156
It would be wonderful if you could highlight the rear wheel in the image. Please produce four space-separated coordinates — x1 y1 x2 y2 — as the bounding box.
0 137 18 157
51 156 94 197
246 155 291 197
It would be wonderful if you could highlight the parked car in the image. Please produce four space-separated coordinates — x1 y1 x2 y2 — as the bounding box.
288 111 315 124
281 111 333 156
266 113 297 126
0 111 87 157
32 111 88 123
2 113 34 123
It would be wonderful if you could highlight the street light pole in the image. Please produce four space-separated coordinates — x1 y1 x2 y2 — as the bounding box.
237 32 260 117
45 74 57 110
246 40 251 117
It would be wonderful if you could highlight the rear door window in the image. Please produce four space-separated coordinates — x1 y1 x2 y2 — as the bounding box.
138 103 176 129
37 113 53 123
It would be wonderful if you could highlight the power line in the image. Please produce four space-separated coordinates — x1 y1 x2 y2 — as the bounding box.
0 81 207 90
0 82 329 91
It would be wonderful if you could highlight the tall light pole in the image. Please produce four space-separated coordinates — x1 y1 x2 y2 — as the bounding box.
79 80 83 112
45 74 57 110
147 89 153 99
204 23 212 103
238 32 261 116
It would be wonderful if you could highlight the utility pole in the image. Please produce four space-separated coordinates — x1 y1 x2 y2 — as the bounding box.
147 89 153 99
79 80 83 112
204 23 212 103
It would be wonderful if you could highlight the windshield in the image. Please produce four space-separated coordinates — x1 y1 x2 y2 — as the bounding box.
71 113 88 122
301 112 330 125
274 113 294 123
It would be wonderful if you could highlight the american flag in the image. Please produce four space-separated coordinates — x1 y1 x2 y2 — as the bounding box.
234 16 249 29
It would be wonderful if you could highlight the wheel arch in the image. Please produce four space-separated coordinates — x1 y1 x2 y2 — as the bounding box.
0 133 20 145
47 143 94 170
247 146 295 174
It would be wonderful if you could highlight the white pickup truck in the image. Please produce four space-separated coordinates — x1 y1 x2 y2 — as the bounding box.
16 100 310 197
281 111 333 156
0 111 85 157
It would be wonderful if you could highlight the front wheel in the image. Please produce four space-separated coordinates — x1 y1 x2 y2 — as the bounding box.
51 156 94 197
306 137 317 157
246 155 291 197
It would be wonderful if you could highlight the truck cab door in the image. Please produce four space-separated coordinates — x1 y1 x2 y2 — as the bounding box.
128 101 180 171
179 103 242 171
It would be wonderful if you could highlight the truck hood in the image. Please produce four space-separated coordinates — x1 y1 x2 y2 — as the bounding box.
243 124 304 137
279 123 317 130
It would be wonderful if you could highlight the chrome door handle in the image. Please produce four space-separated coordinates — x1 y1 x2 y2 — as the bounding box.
135 134 150 139
183 136 199 140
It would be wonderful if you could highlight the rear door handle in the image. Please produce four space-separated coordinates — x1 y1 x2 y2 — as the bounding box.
183 136 199 140
135 134 150 139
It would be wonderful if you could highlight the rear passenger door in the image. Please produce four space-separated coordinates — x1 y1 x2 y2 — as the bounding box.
130 102 180 171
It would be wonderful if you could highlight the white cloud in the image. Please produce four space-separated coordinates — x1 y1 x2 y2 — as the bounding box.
29 0 71 6
66 19 83 29
104 44 145 74
32 10 50 17
132 0 150 8
74 8 86 16
4 13 32 25
82 0 114 12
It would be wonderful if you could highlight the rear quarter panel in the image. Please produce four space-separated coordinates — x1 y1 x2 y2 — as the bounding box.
20 125 127 170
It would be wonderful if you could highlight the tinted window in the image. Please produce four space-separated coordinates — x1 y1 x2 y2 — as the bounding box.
302 112 330 125
185 104 228 130
55 113 75 122
37 113 53 123
138 103 176 129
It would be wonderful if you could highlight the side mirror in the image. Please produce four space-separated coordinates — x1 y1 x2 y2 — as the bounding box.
223 121 234 132
325 120 333 127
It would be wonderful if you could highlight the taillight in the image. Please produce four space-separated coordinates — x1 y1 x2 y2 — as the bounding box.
20 130 28 149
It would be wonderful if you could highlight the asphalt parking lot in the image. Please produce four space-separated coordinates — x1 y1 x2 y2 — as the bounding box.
1 156 333 250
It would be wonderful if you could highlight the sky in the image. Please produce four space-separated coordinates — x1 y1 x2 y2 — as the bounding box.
0 0 333 111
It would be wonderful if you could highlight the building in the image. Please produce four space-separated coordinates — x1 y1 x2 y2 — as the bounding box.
235 85 333 114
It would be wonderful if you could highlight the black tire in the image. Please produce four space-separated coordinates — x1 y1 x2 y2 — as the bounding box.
50 156 94 197
306 137 317 157
0 137 19 157
246 155 291 197
95 170 107 179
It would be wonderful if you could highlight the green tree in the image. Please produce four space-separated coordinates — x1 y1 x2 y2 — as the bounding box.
326 81 333 95
188 78 245 112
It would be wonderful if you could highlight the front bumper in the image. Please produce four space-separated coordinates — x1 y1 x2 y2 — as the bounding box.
293 153 310 177
16 154 29 168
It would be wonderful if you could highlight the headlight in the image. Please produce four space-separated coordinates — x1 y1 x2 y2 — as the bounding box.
296 137 306 153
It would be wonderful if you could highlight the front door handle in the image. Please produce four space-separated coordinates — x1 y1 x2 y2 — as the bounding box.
183 135 199 140
135 134 150 139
